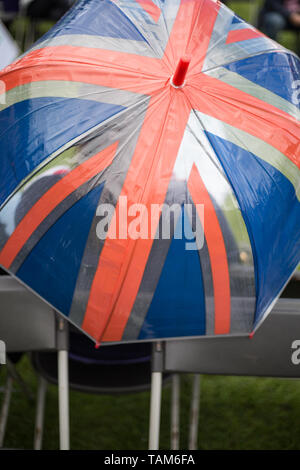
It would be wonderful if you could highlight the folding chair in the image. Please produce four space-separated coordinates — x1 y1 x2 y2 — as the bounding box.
0 274 170 450
148 275 300 450
0 275 70 449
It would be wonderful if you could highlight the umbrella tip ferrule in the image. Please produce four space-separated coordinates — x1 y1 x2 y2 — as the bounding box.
170 56 191 88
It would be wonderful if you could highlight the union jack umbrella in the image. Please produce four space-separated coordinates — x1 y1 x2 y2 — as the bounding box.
0 0 299 345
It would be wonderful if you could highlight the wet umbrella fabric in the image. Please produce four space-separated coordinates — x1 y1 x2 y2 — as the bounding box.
0 0 299 345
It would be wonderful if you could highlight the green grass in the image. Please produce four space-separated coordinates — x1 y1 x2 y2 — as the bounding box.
1 355 300 450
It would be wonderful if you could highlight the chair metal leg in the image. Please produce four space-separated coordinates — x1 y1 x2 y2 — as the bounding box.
0 341 5 365
0 375 13 448
56 315 70 451
34 376 47 450
170 374 180 450
149 371 162 450
148 342 164 451
188 374 201 450
58 349 70 450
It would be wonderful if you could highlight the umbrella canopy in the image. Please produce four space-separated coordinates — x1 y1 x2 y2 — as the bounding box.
0 0 299 345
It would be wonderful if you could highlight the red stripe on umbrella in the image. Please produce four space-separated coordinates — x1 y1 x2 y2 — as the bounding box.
188 163 231 335
135 0 161 22
226 29 263 44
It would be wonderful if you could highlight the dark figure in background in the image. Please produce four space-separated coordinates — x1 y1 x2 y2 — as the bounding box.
27 0 74 22
2 0 19 13
1 0 20 30
259 0 300 43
